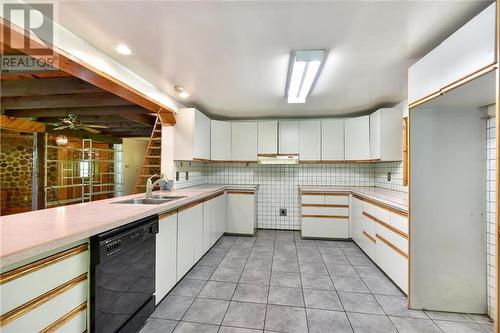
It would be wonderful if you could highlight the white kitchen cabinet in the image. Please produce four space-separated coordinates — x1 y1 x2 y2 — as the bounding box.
231 122 258 161
203 199 212 254
408 46 445 105
370 108 403 161
258 121 278 155
218 193 227 238
350 196 363 243
279 121 300 155
321 119 344 161
177 202 203 280
211 120 232 161
226 191 256 235
299 120 321 161
174 108 211 161
301 192 349 239
156 211 178 303
345 115 370 160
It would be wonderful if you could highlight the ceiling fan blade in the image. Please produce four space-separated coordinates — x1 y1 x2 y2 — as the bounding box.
85 124 109 129
81 126 101 134
52 125 71 130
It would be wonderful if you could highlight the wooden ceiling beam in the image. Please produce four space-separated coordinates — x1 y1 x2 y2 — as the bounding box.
0 19 176 125
118 113 156 126
46 127 122 144
3 105 150 118
1 92 134 111
36 115 131 124
1 77 103 97
0 115 45 132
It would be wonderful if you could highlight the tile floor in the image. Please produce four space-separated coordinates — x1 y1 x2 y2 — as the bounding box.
141 230 493 333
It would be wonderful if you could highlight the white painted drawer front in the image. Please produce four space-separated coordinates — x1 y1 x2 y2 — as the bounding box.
1 245 89 314
362 233 376 260
390 212 408 234
363 216 376 238
302 217 349 239
324 195 349 205
376 238 408 294
376 223 408 254
364 203 390 225
2 278 88 333
53 309 87 333
302 206 348 216
301 195 324 205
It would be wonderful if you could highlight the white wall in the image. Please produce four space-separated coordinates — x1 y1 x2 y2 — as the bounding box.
121 138 149 195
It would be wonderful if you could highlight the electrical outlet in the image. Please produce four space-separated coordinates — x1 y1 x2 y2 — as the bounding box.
185 172 189 180
387 172 392 182
175 171 179 181
280 208 287 216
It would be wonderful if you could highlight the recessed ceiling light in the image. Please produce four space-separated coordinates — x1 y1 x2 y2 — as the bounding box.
286 50 325 104
115 43 132 55
175 85 190 98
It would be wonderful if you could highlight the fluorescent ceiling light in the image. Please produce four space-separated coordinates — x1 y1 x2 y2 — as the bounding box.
287 50 325 104
115 43 132 55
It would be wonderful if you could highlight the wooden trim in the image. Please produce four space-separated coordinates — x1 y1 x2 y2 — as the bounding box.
227 191 254 195
0 273 87 327
257 154 277 157
301 214 349 219
363 211 408 239
402 117 409 186
352 194 408 217
40 302 87 333
302 204 349 208
0 19 176 124
178 201 202 212
193 158 211 162
203 192 224 202
376 233 408 259
0 115 46 133
0 244 88 285
409 62 498 109
495 3 499 332
302 192 349 196
363 231 376 243
159 210 177 219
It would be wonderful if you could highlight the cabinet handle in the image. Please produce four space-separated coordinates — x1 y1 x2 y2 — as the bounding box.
376 233 408 259
40 302 87 333
363 211 408 239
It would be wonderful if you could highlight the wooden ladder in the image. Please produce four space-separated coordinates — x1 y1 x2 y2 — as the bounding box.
133 117 162 194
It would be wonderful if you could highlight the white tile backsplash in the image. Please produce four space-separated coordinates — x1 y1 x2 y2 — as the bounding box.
486 117 496 319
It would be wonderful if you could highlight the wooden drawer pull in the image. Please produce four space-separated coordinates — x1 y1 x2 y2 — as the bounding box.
363 211 408 239
0 273 87 328
0 244 88 285
363 231 376 243
40 302 87 333
302 215 349 219
302 204 348 208
376 233 408 259
227 191 254 195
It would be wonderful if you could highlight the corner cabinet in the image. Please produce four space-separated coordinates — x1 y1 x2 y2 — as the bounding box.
231 122 258 161
156 211 178 303
174 108 211 161
211 120 232 161
226 190 256 235
0 244 89 333
369 108 403 161
344 115 370 160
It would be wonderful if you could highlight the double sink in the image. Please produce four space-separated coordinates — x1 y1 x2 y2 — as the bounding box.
114 195 186 205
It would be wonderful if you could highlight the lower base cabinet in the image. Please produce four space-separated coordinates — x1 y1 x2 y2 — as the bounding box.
302 217 349 239
226 191 256 235
156 211 178 304
177 202 203 281
300 193 350 239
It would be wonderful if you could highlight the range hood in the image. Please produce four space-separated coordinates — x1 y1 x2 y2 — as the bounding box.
258 155 299 165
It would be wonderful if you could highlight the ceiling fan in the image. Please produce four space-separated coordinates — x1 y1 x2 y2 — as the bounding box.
50 114 109 134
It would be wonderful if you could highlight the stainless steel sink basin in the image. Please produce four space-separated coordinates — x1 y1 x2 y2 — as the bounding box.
113 195 186 205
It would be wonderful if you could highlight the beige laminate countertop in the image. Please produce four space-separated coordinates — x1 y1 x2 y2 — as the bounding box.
0 184 258 269
299 186 408 213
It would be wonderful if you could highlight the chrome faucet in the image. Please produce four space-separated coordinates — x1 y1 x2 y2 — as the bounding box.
145 174 162 198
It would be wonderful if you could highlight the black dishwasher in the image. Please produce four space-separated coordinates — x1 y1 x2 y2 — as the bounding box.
90 215 158 333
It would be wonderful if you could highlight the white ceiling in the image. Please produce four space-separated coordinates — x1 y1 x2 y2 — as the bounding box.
55 1 491 119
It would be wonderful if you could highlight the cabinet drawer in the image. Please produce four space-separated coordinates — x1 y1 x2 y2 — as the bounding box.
362 231 376 260
1 277 88 333
376 236 408 294
301 195 324 205
51 306 87 333
1 244 89 314
390 212 408 234
364 203 390 225
302 206 348 217
324 195 349 205
376 224 408 253
302 217 349 239
363 216 376 238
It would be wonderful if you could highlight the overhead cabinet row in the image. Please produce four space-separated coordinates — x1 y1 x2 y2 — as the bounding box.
174 107 402 162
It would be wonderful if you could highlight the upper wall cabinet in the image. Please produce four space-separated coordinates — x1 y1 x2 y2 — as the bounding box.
321 119 344 161
408 3 495 105
370 108 403 161
258 121 278 155
345 115 370 160
279 121 300 155
299 120 321 161
174 108 211 161
231 122 258 161
211 120 232 161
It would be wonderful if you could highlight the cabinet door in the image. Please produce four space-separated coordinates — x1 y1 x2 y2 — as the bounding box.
177 203 202 280
369 111 381 160
321 119 344 161
192 204 204 262
210 197 219 247
219 193 227 238
226 192 255 235
299 120 321 161
279 121 300 154
258 121 278 155
408 46 445 104
231 122 258 161
345 116 370 160
211 120 232 161
156 212 177 303
194 111 211 160
203 199 212 254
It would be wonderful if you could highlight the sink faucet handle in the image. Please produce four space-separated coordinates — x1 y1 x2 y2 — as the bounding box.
146 174 159 185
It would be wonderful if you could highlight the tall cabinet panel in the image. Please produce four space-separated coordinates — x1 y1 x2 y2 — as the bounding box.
258 121 278 155
321 119 344 161
231 122 258 161
279 121 300 155
344 115 370 160
370 108 403 161
299 120 321 161
211 120 232 161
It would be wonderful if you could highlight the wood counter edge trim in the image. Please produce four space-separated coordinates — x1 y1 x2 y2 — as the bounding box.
301 192 350 196
177 200 203 212
202 192 225 202
159 210 178 219
226 191 255 195
40 302 87 333
301 215 349 219
352 194 408 217
362 231 376 243
0 273 87 328
362 211 409 239
0 244 88 285
302 204 349 208
376 233 408 259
